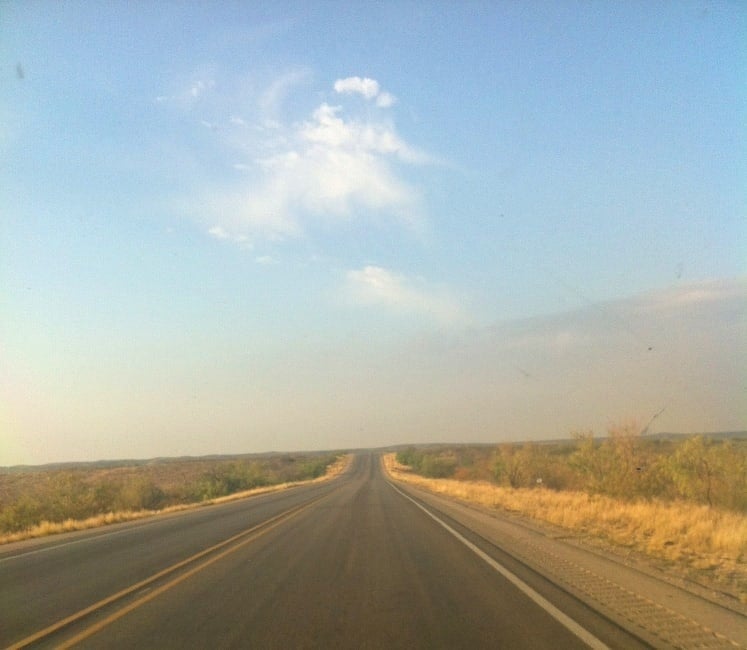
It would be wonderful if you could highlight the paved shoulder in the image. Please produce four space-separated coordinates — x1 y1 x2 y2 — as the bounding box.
391 478 747 649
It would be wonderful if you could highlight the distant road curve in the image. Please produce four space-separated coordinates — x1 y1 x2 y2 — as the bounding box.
3 454 654 648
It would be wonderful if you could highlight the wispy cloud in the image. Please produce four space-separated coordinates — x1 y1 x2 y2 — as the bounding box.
155 76 216 109
375 91 396 108
179 75 427 247
259 68 312 119
334 76 379 99
636 278 745 312
333 76 397 108
207 226 230 240
190 79 214 98
207 225 252 248
389 278 746 438
487 278 746 356
345 265 467 325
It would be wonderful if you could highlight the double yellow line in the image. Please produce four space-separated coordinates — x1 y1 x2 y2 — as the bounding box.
8 492 330 649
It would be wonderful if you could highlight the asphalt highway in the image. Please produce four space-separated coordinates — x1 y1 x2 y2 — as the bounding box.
1 454 648 649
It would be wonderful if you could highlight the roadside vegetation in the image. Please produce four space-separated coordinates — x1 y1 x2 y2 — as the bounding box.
387 427 747 600
0 453 343 544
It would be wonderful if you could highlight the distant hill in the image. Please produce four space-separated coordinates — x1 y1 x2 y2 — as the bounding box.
3 432 744 471
0 449 343 473
643 431 747 441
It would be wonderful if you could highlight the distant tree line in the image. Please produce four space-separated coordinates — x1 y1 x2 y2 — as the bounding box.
0 453 339 534
396 428 747 511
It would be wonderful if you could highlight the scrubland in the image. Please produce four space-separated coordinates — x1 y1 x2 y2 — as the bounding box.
384 429 747 601
0 452 345 544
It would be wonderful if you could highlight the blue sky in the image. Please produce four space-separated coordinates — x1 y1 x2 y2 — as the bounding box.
2 1 745 464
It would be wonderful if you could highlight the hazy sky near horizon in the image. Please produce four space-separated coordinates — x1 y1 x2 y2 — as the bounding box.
1 1 745 465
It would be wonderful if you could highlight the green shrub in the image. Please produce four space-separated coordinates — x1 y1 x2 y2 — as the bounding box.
0 453 340 534
400 433 747 512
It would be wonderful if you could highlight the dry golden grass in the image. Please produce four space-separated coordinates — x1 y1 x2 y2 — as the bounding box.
0 510 157 544
0 454 351 546
383 454 747 600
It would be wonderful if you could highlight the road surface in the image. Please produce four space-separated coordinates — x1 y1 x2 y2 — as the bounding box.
2 454 653 648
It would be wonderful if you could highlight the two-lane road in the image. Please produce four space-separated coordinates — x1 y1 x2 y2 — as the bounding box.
2 454 646 648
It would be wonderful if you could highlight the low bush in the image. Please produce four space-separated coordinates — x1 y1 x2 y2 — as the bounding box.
0 453 340 536
395 428 747 512
396 448 457 478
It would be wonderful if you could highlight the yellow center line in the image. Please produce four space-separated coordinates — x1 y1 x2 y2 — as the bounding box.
7 492 330 649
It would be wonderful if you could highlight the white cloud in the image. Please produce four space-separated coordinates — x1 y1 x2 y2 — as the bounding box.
334 76 397 108
207 225 253 249
190 79 213 98
482 277 747 359
334 76 380 99
637 278 745 312
346 265 466 325
186 76 428 244
154 77 215 108
207 226 230 240
376 91 396 108
374 277 745 441
300 104 416 159
259 69 312 117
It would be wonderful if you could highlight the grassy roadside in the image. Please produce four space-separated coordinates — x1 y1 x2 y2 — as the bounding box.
382 453 747 601
0 454 350 545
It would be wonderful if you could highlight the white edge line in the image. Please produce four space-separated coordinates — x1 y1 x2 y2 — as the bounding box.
389 481 610 650
0 524 142 563
0 487 290 563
